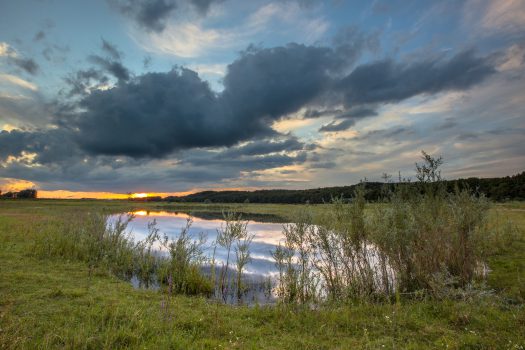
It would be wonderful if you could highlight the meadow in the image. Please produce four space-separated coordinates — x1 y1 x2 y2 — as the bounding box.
1 195 524 349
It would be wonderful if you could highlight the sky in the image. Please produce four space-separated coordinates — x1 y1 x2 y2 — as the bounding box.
0 0 524 198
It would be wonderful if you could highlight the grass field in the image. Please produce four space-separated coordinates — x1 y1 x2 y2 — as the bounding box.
1 200 524 349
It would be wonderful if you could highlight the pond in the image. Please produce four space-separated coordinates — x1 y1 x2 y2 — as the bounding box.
111 210 398 305
122 210 287 277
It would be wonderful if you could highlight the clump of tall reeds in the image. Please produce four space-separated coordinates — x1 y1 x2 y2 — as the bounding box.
157 218 212 296
273 151 517 304
34 212 136 278
272 208 318 304
215 211 253 303
34 211 212 296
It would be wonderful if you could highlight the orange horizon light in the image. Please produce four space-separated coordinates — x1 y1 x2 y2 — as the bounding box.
132 193 148 198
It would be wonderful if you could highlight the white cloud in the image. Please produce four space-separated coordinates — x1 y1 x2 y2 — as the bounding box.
132 2 329 58
464 0 525 36
0 42 17 58
135 22 227 58
498 44 525 71
187 63 227 76
0 74 38 91
481 0 525 33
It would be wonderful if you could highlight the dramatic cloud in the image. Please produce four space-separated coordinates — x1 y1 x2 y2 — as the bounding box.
74 68 229 157
338 50 495 106
51 43 496 159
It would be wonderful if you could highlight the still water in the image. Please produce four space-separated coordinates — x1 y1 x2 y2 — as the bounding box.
119 210 288 277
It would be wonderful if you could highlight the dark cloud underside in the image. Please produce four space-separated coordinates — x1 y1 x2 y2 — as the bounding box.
0 41 497 191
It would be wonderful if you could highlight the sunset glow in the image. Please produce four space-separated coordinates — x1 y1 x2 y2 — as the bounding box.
1 1 524 196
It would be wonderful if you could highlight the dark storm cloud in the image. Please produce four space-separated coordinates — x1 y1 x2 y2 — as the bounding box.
69 45 495 158
74 68 233 157
0 129 307 192
339 50 495 106
63 40 127 95
304 108 344 119
73 43 345 158
0 129 77 165
222 44 335 123
186 151 306 170
2 42 497 188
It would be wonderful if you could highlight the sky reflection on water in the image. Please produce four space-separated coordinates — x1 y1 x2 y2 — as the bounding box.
115 211 287 276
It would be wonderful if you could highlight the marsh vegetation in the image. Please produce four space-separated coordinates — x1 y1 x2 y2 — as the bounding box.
1 152 524 348
29 153 519 307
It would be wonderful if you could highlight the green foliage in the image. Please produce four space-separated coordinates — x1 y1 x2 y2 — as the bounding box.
33 212 136 278
32 211 212 297
158 218 212 296
164 171 525 203
0 195 524 348
215 211 252 302
273 152 520 304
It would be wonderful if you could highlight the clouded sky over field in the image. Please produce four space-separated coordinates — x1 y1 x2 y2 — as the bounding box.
0 0 524 197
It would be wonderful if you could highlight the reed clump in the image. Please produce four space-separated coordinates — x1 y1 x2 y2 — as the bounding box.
214 211 254 303
33 212 212 296
157 218 212 296
273 151 518 304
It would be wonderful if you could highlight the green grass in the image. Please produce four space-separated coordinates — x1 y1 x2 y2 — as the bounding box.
1 200 525 349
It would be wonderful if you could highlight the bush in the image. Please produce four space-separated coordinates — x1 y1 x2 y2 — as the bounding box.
273 151 518 304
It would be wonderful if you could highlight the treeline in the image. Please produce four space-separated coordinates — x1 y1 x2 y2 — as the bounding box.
165 172 525 204
0 188 37 199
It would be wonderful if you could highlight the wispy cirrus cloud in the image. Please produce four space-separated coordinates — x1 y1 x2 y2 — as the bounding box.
132 1 329 58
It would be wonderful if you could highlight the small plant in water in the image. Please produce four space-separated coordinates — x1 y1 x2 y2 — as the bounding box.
216 211 249 302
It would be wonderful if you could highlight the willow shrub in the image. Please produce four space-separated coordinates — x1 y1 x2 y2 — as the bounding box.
274 152 517 304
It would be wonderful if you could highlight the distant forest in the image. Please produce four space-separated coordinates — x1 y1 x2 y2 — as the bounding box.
163 172 525 204
2 172 523 203
0 189 37 199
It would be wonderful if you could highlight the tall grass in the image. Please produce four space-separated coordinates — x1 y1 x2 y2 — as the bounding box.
157 218 212 296
31 152 518 306
272 152 518 304
33 212 212 296
34 212 136 279
215 211 254 303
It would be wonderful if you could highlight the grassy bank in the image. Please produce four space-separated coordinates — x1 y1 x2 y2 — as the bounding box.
1 200 524 349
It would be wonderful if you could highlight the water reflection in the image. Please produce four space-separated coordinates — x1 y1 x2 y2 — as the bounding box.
119 210 286 276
